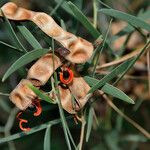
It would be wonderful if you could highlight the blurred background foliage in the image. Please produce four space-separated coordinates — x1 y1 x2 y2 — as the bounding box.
0 0 150 150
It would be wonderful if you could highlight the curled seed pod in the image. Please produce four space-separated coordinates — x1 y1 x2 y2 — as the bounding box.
27 53 62 86
9 79 37 110
1 2 94 63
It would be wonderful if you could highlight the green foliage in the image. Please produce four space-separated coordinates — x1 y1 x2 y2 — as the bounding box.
85 76 134 104
99 9 150 32
44 125 51 150
2 48 50 82
28 84 55 104
86 107 94 142
0 0 149 150
17 25 42 49
68 1 101 39
0 9 26 52
0 117 72 144
102 83 134 104
86 59 134 93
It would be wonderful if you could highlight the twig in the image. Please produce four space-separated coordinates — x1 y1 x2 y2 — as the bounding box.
93 0 98 28
0 116 72 144
4 107 19 150
95 70 148 80
147 51 150 96
96 47 142 70
0 92 9 97
101 92 150 139
79 115 86 150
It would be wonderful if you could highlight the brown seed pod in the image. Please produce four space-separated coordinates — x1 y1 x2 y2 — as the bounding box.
0 2 94 63
49 78 91 114
9 52 92 113
9 79 37 110
67 68 92 111
27 53 62 86
49 86 78 114
1 2 95 113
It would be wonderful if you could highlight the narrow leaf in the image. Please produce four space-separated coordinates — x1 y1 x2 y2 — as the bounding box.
68 1 100 39
54 0 74 16
1 10 26 52
28 85 55 104
0 41 23 52
102 83 135 104
60 19 67 31
2 48 50 82
50 0 64 16
116 9 150 37
99 9 150 32
57 99 72 150
86 58 134 93
86 107 94 142
17 25 42 49
122 134 147 142
44 125 51 150
85 77 134 104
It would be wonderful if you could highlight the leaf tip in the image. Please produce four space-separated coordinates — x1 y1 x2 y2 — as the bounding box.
2 76 6 82
130 99 135 104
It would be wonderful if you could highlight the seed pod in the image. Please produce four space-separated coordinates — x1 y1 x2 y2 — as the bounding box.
1 2 94 63
58 66 92 113
27 53 62 85
9 79 37 110
49 86 78 114
67 72 92 110
1 2 95 113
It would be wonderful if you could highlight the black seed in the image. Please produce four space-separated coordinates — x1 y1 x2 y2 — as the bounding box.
63 70 70 79
28 105 36 112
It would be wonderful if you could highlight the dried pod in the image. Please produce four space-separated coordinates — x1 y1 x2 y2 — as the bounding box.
59 66 92 112
9 52 91 113
1 2 94 63
49 64 91 114
1 2 94 113
9 79 37 110
27 53 62 85
66 37 94 63
49 86 79 114
67 74 92 110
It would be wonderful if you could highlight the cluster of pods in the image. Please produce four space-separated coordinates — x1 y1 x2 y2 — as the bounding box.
0 2 95 131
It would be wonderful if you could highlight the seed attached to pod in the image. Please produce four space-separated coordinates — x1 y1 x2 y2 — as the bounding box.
60 67 74 84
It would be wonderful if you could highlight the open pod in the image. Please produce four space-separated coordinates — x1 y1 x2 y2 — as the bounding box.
9 52 92 113
1 2 94 114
